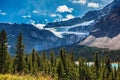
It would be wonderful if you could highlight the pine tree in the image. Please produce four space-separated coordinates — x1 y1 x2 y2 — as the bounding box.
0 30 12 73
79 58 85 80
94 52 99 78
114 67 117 79
94 52 99 70
37 53 41 71
70 52 74 63
50 50 55 77
50 50 55 67
25 54 29 73
117 62 120 80
105 57 111 72
59 48 67 73
28 56 32 73
41 51 47 74
57 59 64 80
31 49 38 73
15 33 26 73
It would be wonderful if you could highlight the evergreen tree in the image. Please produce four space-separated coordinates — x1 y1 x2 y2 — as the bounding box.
15 33 26 73
57 59 64 80
59 48 67 73
105 57 111 72
31 49 38 73
25 54 29 73
37 53 41 71
79 58 89 80
50 50 56 77
41 51 47 74
94 52 99 78
0 30 12 73
70 52 74 63
50 50 55 67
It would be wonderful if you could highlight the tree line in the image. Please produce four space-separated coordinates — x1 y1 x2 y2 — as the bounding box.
0 29 120 80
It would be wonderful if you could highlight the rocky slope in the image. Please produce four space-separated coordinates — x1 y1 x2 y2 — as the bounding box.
0 22 88 53
80 0 120 50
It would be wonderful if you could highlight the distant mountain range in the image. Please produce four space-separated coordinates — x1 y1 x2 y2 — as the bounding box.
0 0 120 54
0 22 89 53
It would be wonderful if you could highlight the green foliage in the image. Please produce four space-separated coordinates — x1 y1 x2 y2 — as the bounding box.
31 49 38 73
0 31 120 80
15 33 26 72
0 30 12 73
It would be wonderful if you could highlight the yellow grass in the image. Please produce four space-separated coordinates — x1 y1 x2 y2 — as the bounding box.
0 74 53 80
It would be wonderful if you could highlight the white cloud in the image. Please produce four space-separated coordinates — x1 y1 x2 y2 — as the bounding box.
29 20 35 24
62 14 75 21
0 10 7 15
87 2 100 8
50 14 57 17
22 15 31 18
56 5 74 13
72 0 86 5
33 10 39 14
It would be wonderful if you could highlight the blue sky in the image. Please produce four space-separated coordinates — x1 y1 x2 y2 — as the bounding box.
0 0 113 24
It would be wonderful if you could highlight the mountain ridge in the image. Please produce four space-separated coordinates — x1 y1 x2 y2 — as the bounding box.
80 0 120 50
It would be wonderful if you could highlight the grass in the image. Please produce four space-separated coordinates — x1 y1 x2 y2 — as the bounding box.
0 74 53 80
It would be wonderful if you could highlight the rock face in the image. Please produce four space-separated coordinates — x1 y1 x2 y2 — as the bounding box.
80 34 120 50
0 23 89 53
0 23 62 53
80 0 120 50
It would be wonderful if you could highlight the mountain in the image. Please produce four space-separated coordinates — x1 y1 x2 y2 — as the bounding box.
1 0 119 53
0 22 89 54
0 23 61 53
0 6 98 53
80 0 120 50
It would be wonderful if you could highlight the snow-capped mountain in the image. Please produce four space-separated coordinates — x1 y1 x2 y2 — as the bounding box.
1 0 120 53
0 7 98 53
80 0 120 50
0 20 91 53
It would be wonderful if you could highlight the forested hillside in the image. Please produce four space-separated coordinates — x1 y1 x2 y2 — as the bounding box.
0 29 120 80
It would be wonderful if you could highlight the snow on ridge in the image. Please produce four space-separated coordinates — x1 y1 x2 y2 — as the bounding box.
45 28 89 38
33 23 45 29
51 20 95 31
79 20 94 26
32 20 94 38
45 28 63 38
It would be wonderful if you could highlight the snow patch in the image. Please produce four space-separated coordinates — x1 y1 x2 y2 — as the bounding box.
79 20 94 26
33 24 45 29
45 28 63 38
44 20 94 38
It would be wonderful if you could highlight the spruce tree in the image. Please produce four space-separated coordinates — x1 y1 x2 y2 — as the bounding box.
0 29 12 73
94 52 99 78
59 48 67 73
37 54 41 71
25 54 29 73
57 59 64 80
105 57 111 72
50 50 55 67
31 49 38 72
41 51 47 74
15 33 26 73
